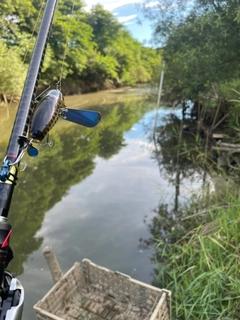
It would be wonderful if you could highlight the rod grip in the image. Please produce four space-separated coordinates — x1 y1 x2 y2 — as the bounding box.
0 220 12 286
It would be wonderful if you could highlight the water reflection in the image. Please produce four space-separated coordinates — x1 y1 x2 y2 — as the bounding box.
0 91 209 319
140 105 209 287
13 93 161 320
5 94 153 277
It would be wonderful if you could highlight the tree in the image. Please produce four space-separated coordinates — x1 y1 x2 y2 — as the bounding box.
143 0 240 103
86 5 123 55
0 0 162 96
41 0 95 86
0 40 27 99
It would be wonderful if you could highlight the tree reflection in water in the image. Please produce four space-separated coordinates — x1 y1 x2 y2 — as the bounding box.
140 105 211 287
4 97 152 276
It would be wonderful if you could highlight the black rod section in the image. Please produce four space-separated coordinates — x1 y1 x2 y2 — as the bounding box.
7 0 58 159
0 0 58 217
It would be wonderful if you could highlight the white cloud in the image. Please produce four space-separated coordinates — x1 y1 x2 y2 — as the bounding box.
85 0 143 12
118 14 137 23
124 21 135 25
145 1 159 7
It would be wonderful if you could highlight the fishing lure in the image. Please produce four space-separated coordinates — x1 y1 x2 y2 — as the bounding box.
3 87 103 164
29 89 64 142
29 88 101 143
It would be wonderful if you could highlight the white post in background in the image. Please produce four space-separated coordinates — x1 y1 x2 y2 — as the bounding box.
153 61 165 140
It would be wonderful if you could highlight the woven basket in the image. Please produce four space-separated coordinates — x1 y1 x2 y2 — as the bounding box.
34 259 171 320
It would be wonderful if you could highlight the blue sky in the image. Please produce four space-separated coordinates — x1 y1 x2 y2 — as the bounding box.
84 0 157 44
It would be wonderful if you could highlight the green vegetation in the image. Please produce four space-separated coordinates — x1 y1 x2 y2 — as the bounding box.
152 181 240 319
143 109 240 318
0 0 161 99
143 0 240 128
0 39 27 100
140 4 240 316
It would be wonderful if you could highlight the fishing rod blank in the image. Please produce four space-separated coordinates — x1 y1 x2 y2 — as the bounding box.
0 0 101 317
0 1 58 319
7 1 58 162
0 0 58 216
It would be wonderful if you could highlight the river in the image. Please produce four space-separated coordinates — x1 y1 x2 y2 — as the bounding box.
0 88 205 319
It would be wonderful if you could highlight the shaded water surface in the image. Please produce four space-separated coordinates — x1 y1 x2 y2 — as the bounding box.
0 89 204 319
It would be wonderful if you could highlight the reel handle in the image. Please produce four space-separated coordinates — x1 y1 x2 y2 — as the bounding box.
0 273 24 320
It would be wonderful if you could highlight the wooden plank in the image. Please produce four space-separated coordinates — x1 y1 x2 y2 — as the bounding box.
212 146 240 153
212 133 224 139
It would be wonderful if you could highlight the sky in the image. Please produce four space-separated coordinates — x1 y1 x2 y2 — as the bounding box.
84 0 156 44
85 0 143 11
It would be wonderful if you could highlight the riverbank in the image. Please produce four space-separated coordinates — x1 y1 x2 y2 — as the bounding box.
154 177 240 319
0 84 151 106
148 102 240 318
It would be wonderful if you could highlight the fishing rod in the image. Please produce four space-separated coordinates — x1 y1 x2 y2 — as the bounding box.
0 0 101 319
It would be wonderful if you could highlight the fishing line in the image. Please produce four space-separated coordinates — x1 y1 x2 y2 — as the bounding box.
22 0 46 64
59 1 76 84
7 0 45 107
4 0 46 178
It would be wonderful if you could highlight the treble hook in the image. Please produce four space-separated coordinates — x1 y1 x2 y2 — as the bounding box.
11 136 34 166
39 134 54 147
19 163 27 172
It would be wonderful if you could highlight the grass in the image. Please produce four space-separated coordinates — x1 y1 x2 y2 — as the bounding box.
155 181 240 319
